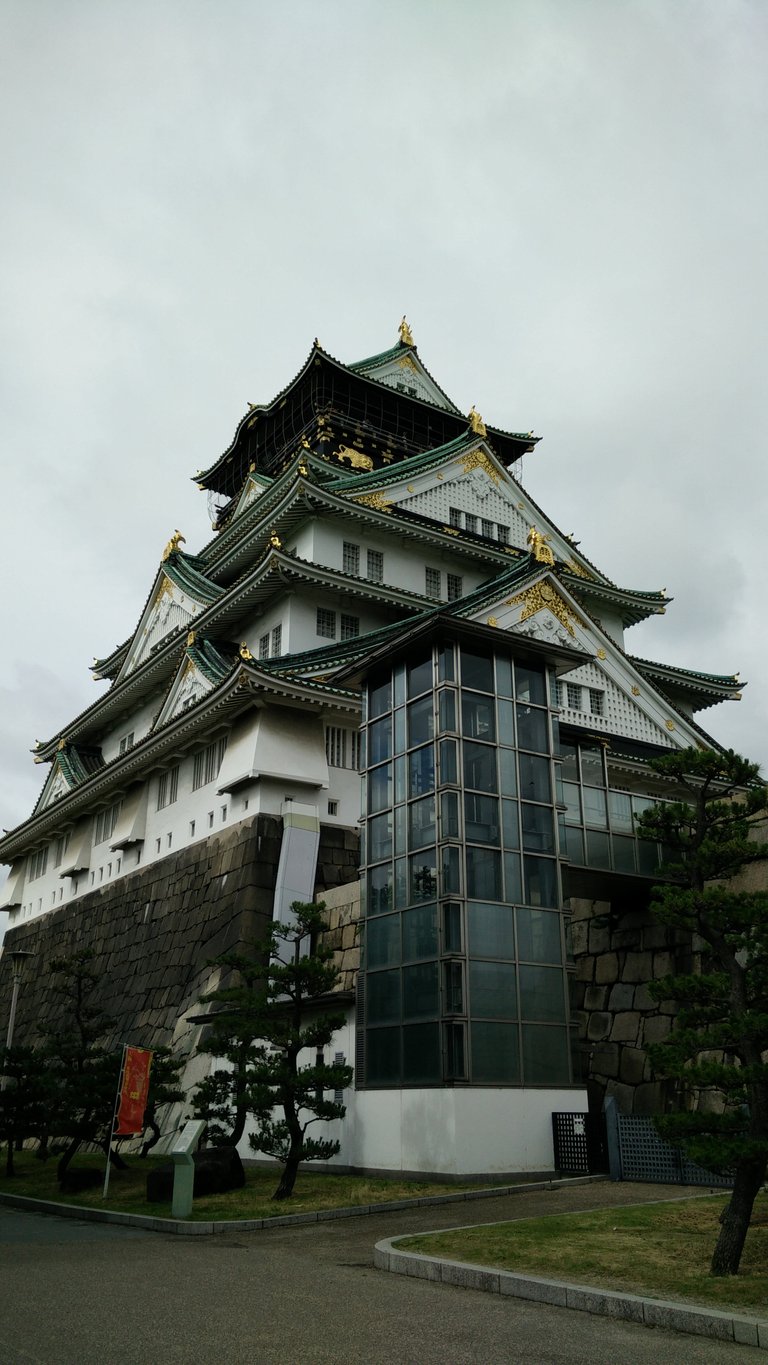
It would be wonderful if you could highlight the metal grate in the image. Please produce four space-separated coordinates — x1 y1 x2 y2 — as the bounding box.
552 1112 593 1174
616 1114 733 1188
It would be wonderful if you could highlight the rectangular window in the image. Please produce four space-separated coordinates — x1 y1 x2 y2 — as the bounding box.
29 846 48 881
317 608 336 638
340 613 359 641
446 573 463 601
497 523 509 544
192 736 228 791
328 799 338 816
53 833 70 869
449 507 462 528
94 802 121 846
425 567 441 600
271 624 282 656
566 683 582 710
157 764 179 811
482 518 494 539
259 632 270 659
589 688 604 716
118 732 134 755
554 681 564 708
343 541 360 576
367 549 383 582
463 513 477 534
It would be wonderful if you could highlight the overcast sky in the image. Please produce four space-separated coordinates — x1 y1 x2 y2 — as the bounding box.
1 0 766 842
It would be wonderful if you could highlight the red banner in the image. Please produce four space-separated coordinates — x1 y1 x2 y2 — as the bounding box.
115 1046 153 1136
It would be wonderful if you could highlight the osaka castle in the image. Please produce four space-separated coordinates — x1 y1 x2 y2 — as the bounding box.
0 321 743 1176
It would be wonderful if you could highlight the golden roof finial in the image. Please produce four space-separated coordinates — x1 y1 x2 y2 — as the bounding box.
239 642 254 661
468 406 487 437
162 530 185 561
269 531 282 549
527 526 555 566
398 316 414 347
187 629 196 647
57 737 66 751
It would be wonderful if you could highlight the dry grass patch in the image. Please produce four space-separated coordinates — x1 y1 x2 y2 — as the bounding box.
401 1195 768 1313
0 1151 494 1221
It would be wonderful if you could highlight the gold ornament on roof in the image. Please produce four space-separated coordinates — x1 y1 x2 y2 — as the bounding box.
58 737 66 750
269 532 282 549
239 642 254 661
337 446 373 471
565 557 593 580
596 648 607 660
398 316 414 347
298 461 309 476
467 406 487 437
353 491 393 513
455 448 500 486
666 720 676 731
506 582 577 638
187 630 196 647
527 526 555 566
631 685 640 696
162 530 186 561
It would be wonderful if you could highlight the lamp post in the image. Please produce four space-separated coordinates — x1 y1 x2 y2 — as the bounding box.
4 948 34 1056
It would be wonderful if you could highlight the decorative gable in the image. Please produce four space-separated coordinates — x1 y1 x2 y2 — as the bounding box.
359 351 457 410
232 470 272 521
153 658 215 731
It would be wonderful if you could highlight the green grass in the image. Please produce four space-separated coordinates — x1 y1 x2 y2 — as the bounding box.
400 1195 768 1314
0 1151 494 1222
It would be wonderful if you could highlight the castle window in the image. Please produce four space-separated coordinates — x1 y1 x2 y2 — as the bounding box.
317 608 336 639
446 573 463 602
157 765 179 811
566 683 582 710
94 802 121 846
464 513 477 534
589 688 604 717
449 507 462 529
326 726 360 769
425 568 441 600
259 633 270 659
343 541 360 576
192 736 228 790
29 846 48 881
497 524 509 544
482 519 494 539
118 732 134 755
367 550 383 583
340 614 359 641
271 624 282 656
53 832 70 869
328 799 338 816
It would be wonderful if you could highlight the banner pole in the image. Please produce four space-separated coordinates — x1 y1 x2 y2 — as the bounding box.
103 1044 127 1201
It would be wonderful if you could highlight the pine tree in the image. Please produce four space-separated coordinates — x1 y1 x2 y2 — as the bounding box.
194 901 353 1200
636 749 768 1276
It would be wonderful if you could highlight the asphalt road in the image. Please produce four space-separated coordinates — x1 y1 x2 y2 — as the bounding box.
0 1181 761 1364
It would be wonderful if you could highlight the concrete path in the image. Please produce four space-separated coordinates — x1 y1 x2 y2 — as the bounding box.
0 1181 761 1363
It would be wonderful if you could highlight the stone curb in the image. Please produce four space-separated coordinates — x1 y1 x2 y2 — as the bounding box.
0 1174 602 1237
374 1232 768 1351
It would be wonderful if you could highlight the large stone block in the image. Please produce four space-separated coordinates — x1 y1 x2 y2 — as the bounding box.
619 1046 646 1085
622 951 653 983
584 985 607 1011
610 1012 640 1043
594 952 619 984
607 983 634 1012
587 1012 612 1042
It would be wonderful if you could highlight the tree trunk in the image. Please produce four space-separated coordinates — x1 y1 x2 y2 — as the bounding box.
57 1136 81 1182
271 1147 301 1201
711 1157 767 1276
6 1138 14 1178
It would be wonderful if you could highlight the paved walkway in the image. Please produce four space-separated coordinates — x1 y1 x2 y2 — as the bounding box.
0 1181 762 1363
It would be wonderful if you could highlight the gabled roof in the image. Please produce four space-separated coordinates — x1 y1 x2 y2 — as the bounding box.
348 338 461 413
628 655 743 711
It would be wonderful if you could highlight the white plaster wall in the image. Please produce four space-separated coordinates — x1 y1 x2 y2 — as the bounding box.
100 692 166 764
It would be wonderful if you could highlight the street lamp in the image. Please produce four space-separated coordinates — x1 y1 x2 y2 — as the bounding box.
4 949 34 1054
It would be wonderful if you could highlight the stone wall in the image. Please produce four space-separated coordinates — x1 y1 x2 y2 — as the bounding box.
320 881 361 993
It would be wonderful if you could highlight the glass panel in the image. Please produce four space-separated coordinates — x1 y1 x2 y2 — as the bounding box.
504 851 522 902
497 698 515 747
409 851 437 902
392 662 406 708
469 960 517 1019
502 799 519 849
496 655 513 698
463 741 497 792
521 1025 570 1085
394 857 408 908
461 692 496 741
394 754 407 804
563 823 584 864
466 846 502 900
440 790 459 839
439 738 457 785
516 705 549 753
394 804 406 856
367 969 401 1023
403 1022 441 1082
368 763 392 813
637 839 660 875
562 781 582 823
443 901 462 954
519 965 567 1022
408 696 434 747
441 845 461 895
460 648 494 692
369 811 393 862
369 716 392 764
518 753 551 803
409 743 435 797
408 795 436 849
438 689 456 732
515 664 547 706
471 1022 520 1083
464 793 500 845
403 962 439 1020
613 834 637 873
516 908 562 963
521 803 555 853
580 744 605 786
560 742 579 782
366 914 400 968
608 790 633 833
467 901 514 958
407 656 433 698
583 786 608 828
437 643 455 682
443 959 464 1013
368 677 391 719
445 1022 466 1078
366 1027 400 1084
402 903 437 960
368 863 393 916
394 707 406 754
499 747 517 797
524 855 558 908
586 829 611 868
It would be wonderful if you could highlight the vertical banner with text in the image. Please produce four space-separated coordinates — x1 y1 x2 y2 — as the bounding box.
115 1046 153 1136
